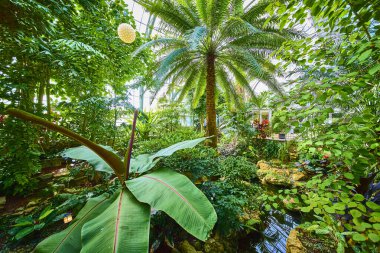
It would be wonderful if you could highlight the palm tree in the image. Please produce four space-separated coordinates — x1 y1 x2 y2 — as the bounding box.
134 0 299 147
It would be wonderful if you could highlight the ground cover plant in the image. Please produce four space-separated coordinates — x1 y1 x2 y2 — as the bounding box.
6 108 216 253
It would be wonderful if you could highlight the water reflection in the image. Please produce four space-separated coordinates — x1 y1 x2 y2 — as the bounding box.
240 210 301 253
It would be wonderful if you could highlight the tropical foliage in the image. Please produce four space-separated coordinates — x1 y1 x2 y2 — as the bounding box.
134 0 300 146
6 108 216 253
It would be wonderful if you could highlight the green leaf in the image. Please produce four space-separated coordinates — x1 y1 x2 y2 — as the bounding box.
373 223 380 230
152 137 208 159
14 217 34 227
126 168 217 241
366 201 380 211
324 206 335 214
352 233 366 242
358 49 372 62
343 173 354 180
368 233 380 242
315 228 330 235
34 193 112 253
62 145 117 174
333 203 346 211
38 207 54 220
353 194 365 202
350 209 362 218
369 64 380 75
130 137 208 174
81 190 150 253
130 154 160 174
15 227 35 240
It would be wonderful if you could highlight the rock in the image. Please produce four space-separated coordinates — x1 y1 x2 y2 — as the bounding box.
63 188 84 194
53 167 69 177
38 173 54 180
52 183 66 191
0 196 6 209
256 161 307 187
193 241 203 251
286 229 306 253
179 240 198 253
257 168 292 186
23 206 38 214
257 160 271 170
204 238 224 253
26 201 37 208
41 158 64 168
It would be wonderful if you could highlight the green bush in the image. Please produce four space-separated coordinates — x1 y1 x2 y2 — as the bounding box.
201 180 262 235
134 127 203 155
219 156 257 182
0 118 41 195
161 147 220 181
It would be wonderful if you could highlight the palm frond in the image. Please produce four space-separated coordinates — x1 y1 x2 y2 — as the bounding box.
137 0 194 32
216 67 240 109
156 48 190 80
133 38 185 57
186 26 207 50
230 0 244 16
177 67 202 102
224 62 256 98
192 68 206 108
242 0 271 23
195 0 209 25
209 0 231 29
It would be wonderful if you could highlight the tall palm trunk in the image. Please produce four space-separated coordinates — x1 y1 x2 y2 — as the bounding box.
206 54 217 147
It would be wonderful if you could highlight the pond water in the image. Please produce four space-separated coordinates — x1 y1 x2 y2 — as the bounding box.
239 210 301 253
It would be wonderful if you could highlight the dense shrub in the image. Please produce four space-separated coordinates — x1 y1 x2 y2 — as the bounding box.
219 156 257 182
134 127 203 155
201 181 262 235
0 117 41 195
161 147 220 181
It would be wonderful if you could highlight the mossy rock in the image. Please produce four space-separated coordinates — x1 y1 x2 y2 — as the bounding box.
178 240 198 253
287 227 337 253
256 160 307 187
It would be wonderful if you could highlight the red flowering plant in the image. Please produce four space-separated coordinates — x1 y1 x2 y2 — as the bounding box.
253 119 271 138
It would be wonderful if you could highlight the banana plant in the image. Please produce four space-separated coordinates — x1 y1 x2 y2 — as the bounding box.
6 108 217 253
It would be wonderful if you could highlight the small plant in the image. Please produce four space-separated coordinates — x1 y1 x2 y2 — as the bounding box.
253 119 271 139
7 108 217 253
9 207 54 241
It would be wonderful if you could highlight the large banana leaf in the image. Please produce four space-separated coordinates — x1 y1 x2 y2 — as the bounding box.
126 168 217 241
130 137 208 174
129 154 160 174
34 193 113 253
62 145 117 174
151 137 208 159
81 190 150 253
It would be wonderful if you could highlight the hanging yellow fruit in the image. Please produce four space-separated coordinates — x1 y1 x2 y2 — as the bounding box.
117 23 136 43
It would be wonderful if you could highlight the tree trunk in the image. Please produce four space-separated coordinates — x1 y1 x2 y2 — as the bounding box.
46 80 51 116
205 54 217 147
37 82 45 113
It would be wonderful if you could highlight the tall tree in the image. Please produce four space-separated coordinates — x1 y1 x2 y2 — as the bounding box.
134 0 300 147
